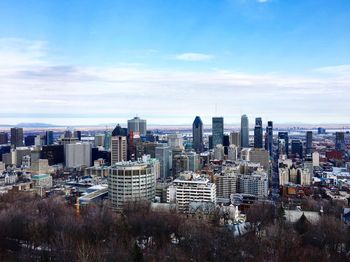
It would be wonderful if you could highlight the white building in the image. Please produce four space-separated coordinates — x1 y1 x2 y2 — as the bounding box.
167 134 184 150
108 161 157 211
214 144 225 160
279 166 312 186
167 171 216 213
65 143 92 168
239 171 269 197
228 145 238 161
312 151 320 167
111 136 127 164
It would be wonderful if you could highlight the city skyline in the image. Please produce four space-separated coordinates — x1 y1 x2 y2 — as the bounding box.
0 0 350 125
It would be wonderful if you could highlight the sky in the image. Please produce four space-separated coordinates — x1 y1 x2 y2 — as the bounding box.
0 0 349 126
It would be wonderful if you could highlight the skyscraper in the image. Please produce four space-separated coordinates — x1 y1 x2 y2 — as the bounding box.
254 117 263 148
192 116 203 153
0 132 8 144
127 116 147 136
278 132 289 156
240 115 249 148
335 132 345 151
230 132 240 147
306 131 313 155
111 136 127 164
10 127 24 147
212 117 224 147
265 121 273 156
46 130 54 145
155 145 171 179
291 139 303 158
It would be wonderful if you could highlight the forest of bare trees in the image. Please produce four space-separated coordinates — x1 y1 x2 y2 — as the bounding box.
0 192 349 261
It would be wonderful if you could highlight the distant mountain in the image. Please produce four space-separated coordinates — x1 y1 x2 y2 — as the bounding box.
15 123 59 128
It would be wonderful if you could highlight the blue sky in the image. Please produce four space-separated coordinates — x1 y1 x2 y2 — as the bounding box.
0 0 349 125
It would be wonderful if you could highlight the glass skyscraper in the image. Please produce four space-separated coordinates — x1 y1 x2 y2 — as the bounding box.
192 116 203 153
212 117 224 147
254 117 263 148
240 115 249 148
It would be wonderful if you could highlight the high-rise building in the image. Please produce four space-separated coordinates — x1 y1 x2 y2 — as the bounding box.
212 117 224 147
291 140 303 158
46 131 54 145
227 145 238 161
254 117 263 148
279 164 311 186
214 144 225 160
109 161 156 211
318 127 326 135
278 132 289 156
104 131 112 150
167 172 216 213
185 151 199 172
239 171 269 197
65 143 92 168
167 134 184 150
94 134 105 147
24 135 36 146
155 145 171 179
335 132 345 151
172 154 189 177
240 115 249 148
192 116 203 153
112 124 127 137
111 136 127 164
10 127 24 147
214 172 237 198
40 145 64 165
249 149 270 170
0 132 8 144
229 132 240 147
127 116 147 136
74 130 82 141
264 121 273 156
306 131 313 155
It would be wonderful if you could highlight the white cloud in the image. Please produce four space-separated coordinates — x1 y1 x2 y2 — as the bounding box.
173 52 214 61
0 38 349 125
256 0 270 3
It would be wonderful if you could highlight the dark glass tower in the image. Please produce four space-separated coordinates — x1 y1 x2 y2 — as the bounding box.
112 124 128 137
192 116 203 153
305 131 313 155
265 121 273 156
278 132 289 156
46 130 54 145
0 132 8 144
335 132 345 151
254 117 263 148
291 139 303 158
10 127 24 147
240 115 249 148
212 117 224 147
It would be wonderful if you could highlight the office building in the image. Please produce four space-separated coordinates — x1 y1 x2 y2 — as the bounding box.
127 116 147 136
278 132 289 156
254 117 263 148
155 145 171 179
240 115 249 148
265 121 273 156
0 132 8 144
239 171 269 197
192 116 204 153
306 131 313 155
214 144 225 160
249 148 269 170
41 145 64 165
31 159 49 175
112 124 127 137
94 134 105 147
24 135 36 146
74 130 82 141
46 131 54 145
10 127 24 147
312 151 320 167
32 174 53 188
0 145 11 162
167 133 184 150
65 143 92 168
111 136 127 164
185 151 199 172
214 172 237 198
212 117 224 147
291 140 303 158
335 132 345 151
318 127 326 135
91 148 111 165
109 161 156 211
172 154 189 177
228 145 238 161
230 132 240 147
167 172 216 213
104 131 112 150
16 147 31 167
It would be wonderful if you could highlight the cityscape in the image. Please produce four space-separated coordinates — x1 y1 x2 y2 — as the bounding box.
1 0 350 261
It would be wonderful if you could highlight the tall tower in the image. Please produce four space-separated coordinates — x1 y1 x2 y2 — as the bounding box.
192 116 203 153
240 115 249 148
335 132 345 151
212 117 224 147
265 121 273 156
127 116 147 136
306 131 313 155
10 127 24 147
111 124 127 164
254 117 263 148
